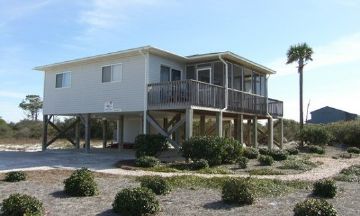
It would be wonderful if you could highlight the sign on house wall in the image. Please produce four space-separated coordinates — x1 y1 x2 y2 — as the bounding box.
104 101 122 112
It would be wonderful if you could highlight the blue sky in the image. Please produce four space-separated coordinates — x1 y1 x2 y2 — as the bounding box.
0 0 359 122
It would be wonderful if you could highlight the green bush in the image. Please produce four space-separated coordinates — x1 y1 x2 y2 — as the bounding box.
259 148 271 155
326 120 360 147
112 187 160 216
299 126 332 145
258 155 274 166
243 147 259 159
347 147 360 154
191 159 209 170
308 145 325 154
293 198 337 216
64 168 98 197
222 178 255 205
279 159 317 171
4 171 27 182
270 149 288 161
248 168 284 175
135 134 168 158
1 193 44 216
313 179 337 198
286 148 299 155
139 176 171 195
135 156 160 168
237 156 249 169
182 136 243 166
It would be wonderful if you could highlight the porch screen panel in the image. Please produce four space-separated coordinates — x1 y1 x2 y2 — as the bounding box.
160 65 170 82
171 69 181 81
213 62 224 86
233 64 243 91
253 72 261 95
198 68 211 83
186 66 195 80
227 63 233 88
260 75 266 96
243 67 252 93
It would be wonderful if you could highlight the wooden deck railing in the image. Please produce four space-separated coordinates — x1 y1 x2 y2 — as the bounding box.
147 79 283 117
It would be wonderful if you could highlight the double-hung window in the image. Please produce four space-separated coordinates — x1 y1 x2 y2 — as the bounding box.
102 64 122 83
56 72 71 88
160 65 181 82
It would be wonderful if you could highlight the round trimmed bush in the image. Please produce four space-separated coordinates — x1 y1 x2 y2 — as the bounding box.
139 176 171 195
237 156 249 169
4 171 27 182
270 149 288 161
191 159 209 170
1 193 44 216
258 155 274 166
286 148 299 155
347 147 360 154
294 198 337 216
222 178 255 205
112 187 160 216
135 156 160 168
313 179 337 198
135 134 168 158
259 148 271 156
64 168 98 197
243 147 259 159
182 136 243 166
308 145 325 154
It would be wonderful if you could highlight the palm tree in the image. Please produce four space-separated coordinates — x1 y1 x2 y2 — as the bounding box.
286 43 313 146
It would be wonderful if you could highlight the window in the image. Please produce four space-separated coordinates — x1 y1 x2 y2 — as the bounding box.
197 67 211 83
160 65 182 82
186 66 195 79
56 72 71 88
233 64 243 91
102 64 122 83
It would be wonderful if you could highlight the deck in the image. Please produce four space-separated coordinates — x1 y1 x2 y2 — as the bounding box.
147 79 283 117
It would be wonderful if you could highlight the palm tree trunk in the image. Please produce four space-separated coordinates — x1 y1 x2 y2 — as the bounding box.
298 59 304 147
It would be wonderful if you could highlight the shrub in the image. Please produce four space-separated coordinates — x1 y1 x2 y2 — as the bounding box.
222 178 255 205
258 155 274 166
1 193 44 216
64 168 98 197
4 171 27 182
347 147 360 154
135 134 168 158
248 168 284 175
182 136 243 166
259 148 271 155
308 145 325 154
237 156 249 169
313 179 337 198
191 159 209 170
334 165 360 182
293 198 337 216
139 176 171 195
279 159 317 171
135 156 160 168
286 148 299 155
326 120 360 147
243 147 259 159
270 149 288 161
299 126 332 145
112 187 160 216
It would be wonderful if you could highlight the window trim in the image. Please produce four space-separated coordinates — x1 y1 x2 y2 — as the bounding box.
160 64 182 82
196 67 212 83
101 63 123 83
55 71 71 89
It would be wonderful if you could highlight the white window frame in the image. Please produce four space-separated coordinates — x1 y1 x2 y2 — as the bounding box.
196 67 212 83
101 63 123 83
160 64 182 82
55 71 71 89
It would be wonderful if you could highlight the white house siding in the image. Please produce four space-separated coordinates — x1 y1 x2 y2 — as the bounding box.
148 54 185 83
43 54 146 115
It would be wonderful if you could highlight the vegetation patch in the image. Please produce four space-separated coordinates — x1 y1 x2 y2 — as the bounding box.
112 187 160 216
347 147 360 154
139 176 172 195
64 168 98 197
190 159 209 170
134 134 168 158
334 165 360 182
308 145 325 154
299 125 332 145
222 178 255 205
237 156 249 169
313 179 337 198
286 148 299 155
269 149 288 161
248 168 284 175
135 156 160 168
293 198 337 216
258 155 274 166
4 171 27 182
197 167 232 174
243 147 259 159
259 148 271 156
279 158 317 171
326 120 360 147
1 193 45 216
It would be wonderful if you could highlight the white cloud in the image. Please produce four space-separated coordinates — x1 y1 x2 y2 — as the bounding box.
268 32 360 76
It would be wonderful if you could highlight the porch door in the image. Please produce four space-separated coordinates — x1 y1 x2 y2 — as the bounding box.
196 67 212 106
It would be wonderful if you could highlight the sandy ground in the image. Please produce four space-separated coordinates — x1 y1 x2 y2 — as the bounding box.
0 170 359 216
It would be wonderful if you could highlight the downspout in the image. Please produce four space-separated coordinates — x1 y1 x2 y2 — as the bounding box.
139 49 149 134
218 54 228 111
